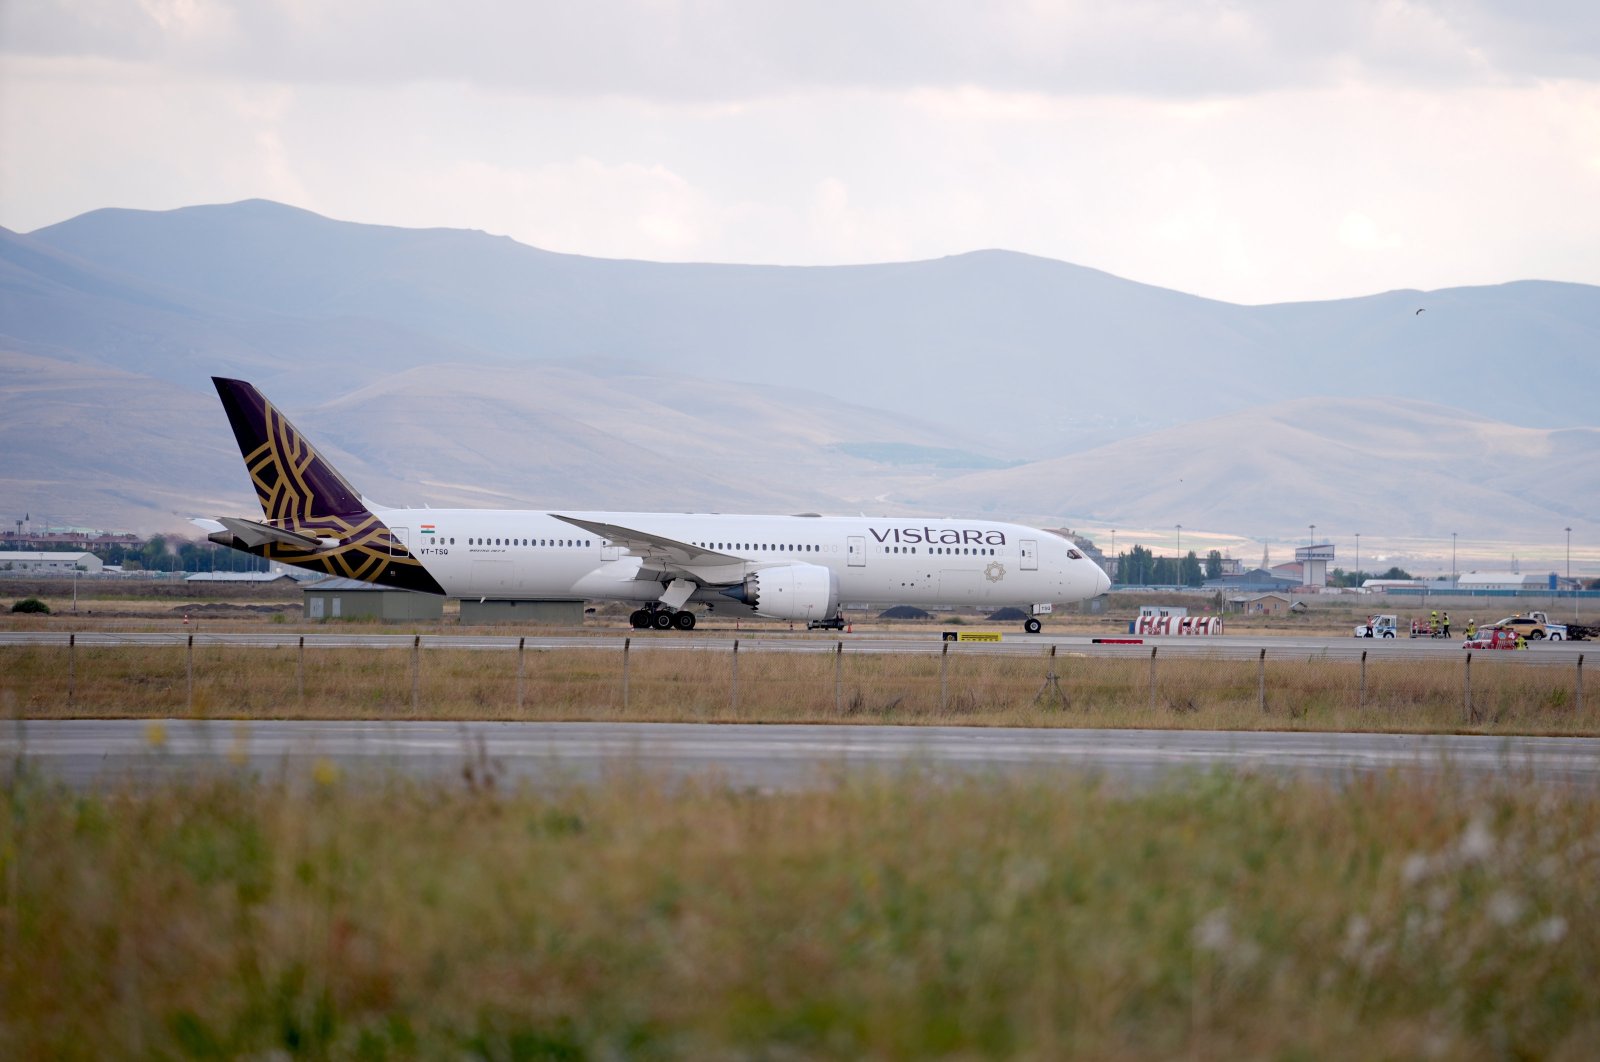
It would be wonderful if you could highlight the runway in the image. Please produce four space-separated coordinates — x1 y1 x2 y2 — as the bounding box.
9 720 1600 790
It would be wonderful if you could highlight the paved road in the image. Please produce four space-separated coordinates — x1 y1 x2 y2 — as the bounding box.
1 628 1589 663
8 720 1599 790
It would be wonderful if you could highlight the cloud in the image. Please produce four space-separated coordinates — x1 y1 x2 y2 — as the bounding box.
6 1 1596 99
3 2 1598 303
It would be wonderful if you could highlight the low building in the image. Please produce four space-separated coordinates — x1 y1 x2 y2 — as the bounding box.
184 571 303 585
302 577 443 622
0 551 104 573
1203 568 1299 593
1228 593 1302 616
1456 571 1555 593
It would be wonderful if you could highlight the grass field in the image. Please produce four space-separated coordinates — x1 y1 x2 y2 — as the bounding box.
3 638 1593 735
7 589 1597 1057
4 766 1597 1058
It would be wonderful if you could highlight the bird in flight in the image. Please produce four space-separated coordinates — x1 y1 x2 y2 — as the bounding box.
1415 308 1425 315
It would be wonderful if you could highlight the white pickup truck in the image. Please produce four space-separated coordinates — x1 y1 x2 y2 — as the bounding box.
1354 614 1398 638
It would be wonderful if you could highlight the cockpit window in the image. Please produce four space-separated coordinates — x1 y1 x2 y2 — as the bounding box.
1066 548 1083 560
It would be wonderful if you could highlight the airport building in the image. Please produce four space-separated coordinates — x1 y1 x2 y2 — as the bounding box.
302 577 443 623
0 551 104 573
184 571 303 586
1455 571 1556 593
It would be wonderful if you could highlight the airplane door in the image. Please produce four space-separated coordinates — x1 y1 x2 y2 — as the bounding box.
390 527 410 557
847 536 866 567
1020 539 1038 571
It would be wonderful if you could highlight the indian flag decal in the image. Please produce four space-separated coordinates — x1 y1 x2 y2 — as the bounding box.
421 524 436 535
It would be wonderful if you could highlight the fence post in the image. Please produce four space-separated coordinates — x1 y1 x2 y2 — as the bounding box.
835 641 844 714
517 636 526 711
411 635 421 713
298 635 305 704
186 633 194 714
731 639 740 715
1463 651 1473 724
1258 648 1267 714
1577 654 1584 714
622 637 631 712
1358 649 1367 712
1033 643 1065 709
67 633 75 707
940 642 949 713
1148 647 1157 711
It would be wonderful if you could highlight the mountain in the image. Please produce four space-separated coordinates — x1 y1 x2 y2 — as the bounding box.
0 351 992 532
10 200 1600 455
897 397 1600 560
3 199 1597 559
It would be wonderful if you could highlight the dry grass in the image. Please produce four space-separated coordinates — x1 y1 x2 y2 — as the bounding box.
3 642 1594 735
3 767 1598 1058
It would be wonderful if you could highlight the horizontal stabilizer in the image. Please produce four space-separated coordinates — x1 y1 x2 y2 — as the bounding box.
211 516 329 551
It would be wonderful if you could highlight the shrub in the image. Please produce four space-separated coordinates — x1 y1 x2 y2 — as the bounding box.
11 597 50 614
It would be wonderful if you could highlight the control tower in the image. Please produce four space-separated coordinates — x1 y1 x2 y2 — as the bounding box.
1295 544 1335 588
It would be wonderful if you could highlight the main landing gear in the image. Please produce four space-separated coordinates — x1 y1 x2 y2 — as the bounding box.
629 605 696 631
1024 617 1043 634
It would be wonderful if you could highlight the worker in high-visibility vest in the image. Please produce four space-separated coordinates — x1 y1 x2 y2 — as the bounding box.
1465 618 1476 640
1441 611 1450 637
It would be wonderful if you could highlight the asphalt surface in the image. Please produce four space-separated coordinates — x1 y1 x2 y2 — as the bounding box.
8 720 1600 791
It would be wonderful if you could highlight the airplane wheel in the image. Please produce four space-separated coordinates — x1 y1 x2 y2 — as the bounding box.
630 609 651 629
1024 617 1043 634
652 611 675 630
674 610 697 631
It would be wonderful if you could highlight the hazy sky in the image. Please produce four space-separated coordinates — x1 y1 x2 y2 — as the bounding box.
3 0 1598 304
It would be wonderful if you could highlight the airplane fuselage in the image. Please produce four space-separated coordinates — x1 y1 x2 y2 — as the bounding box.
374 508 1106 613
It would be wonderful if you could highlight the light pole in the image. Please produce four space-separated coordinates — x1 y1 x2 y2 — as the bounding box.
1110 530 1117 582
1355 532 1361 589
1176 524 1182 586
1451 532 1457 585
1568 527 1574 620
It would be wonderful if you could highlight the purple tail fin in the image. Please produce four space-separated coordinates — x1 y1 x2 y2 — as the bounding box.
211 378 445 594
213 377 368 522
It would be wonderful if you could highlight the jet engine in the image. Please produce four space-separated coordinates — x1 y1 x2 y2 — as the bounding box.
721 563 839 621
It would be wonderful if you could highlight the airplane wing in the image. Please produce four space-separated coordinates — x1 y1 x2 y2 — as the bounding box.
550 514 742 570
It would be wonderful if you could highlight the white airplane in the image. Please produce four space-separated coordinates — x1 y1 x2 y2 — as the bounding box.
201 378 1110 631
